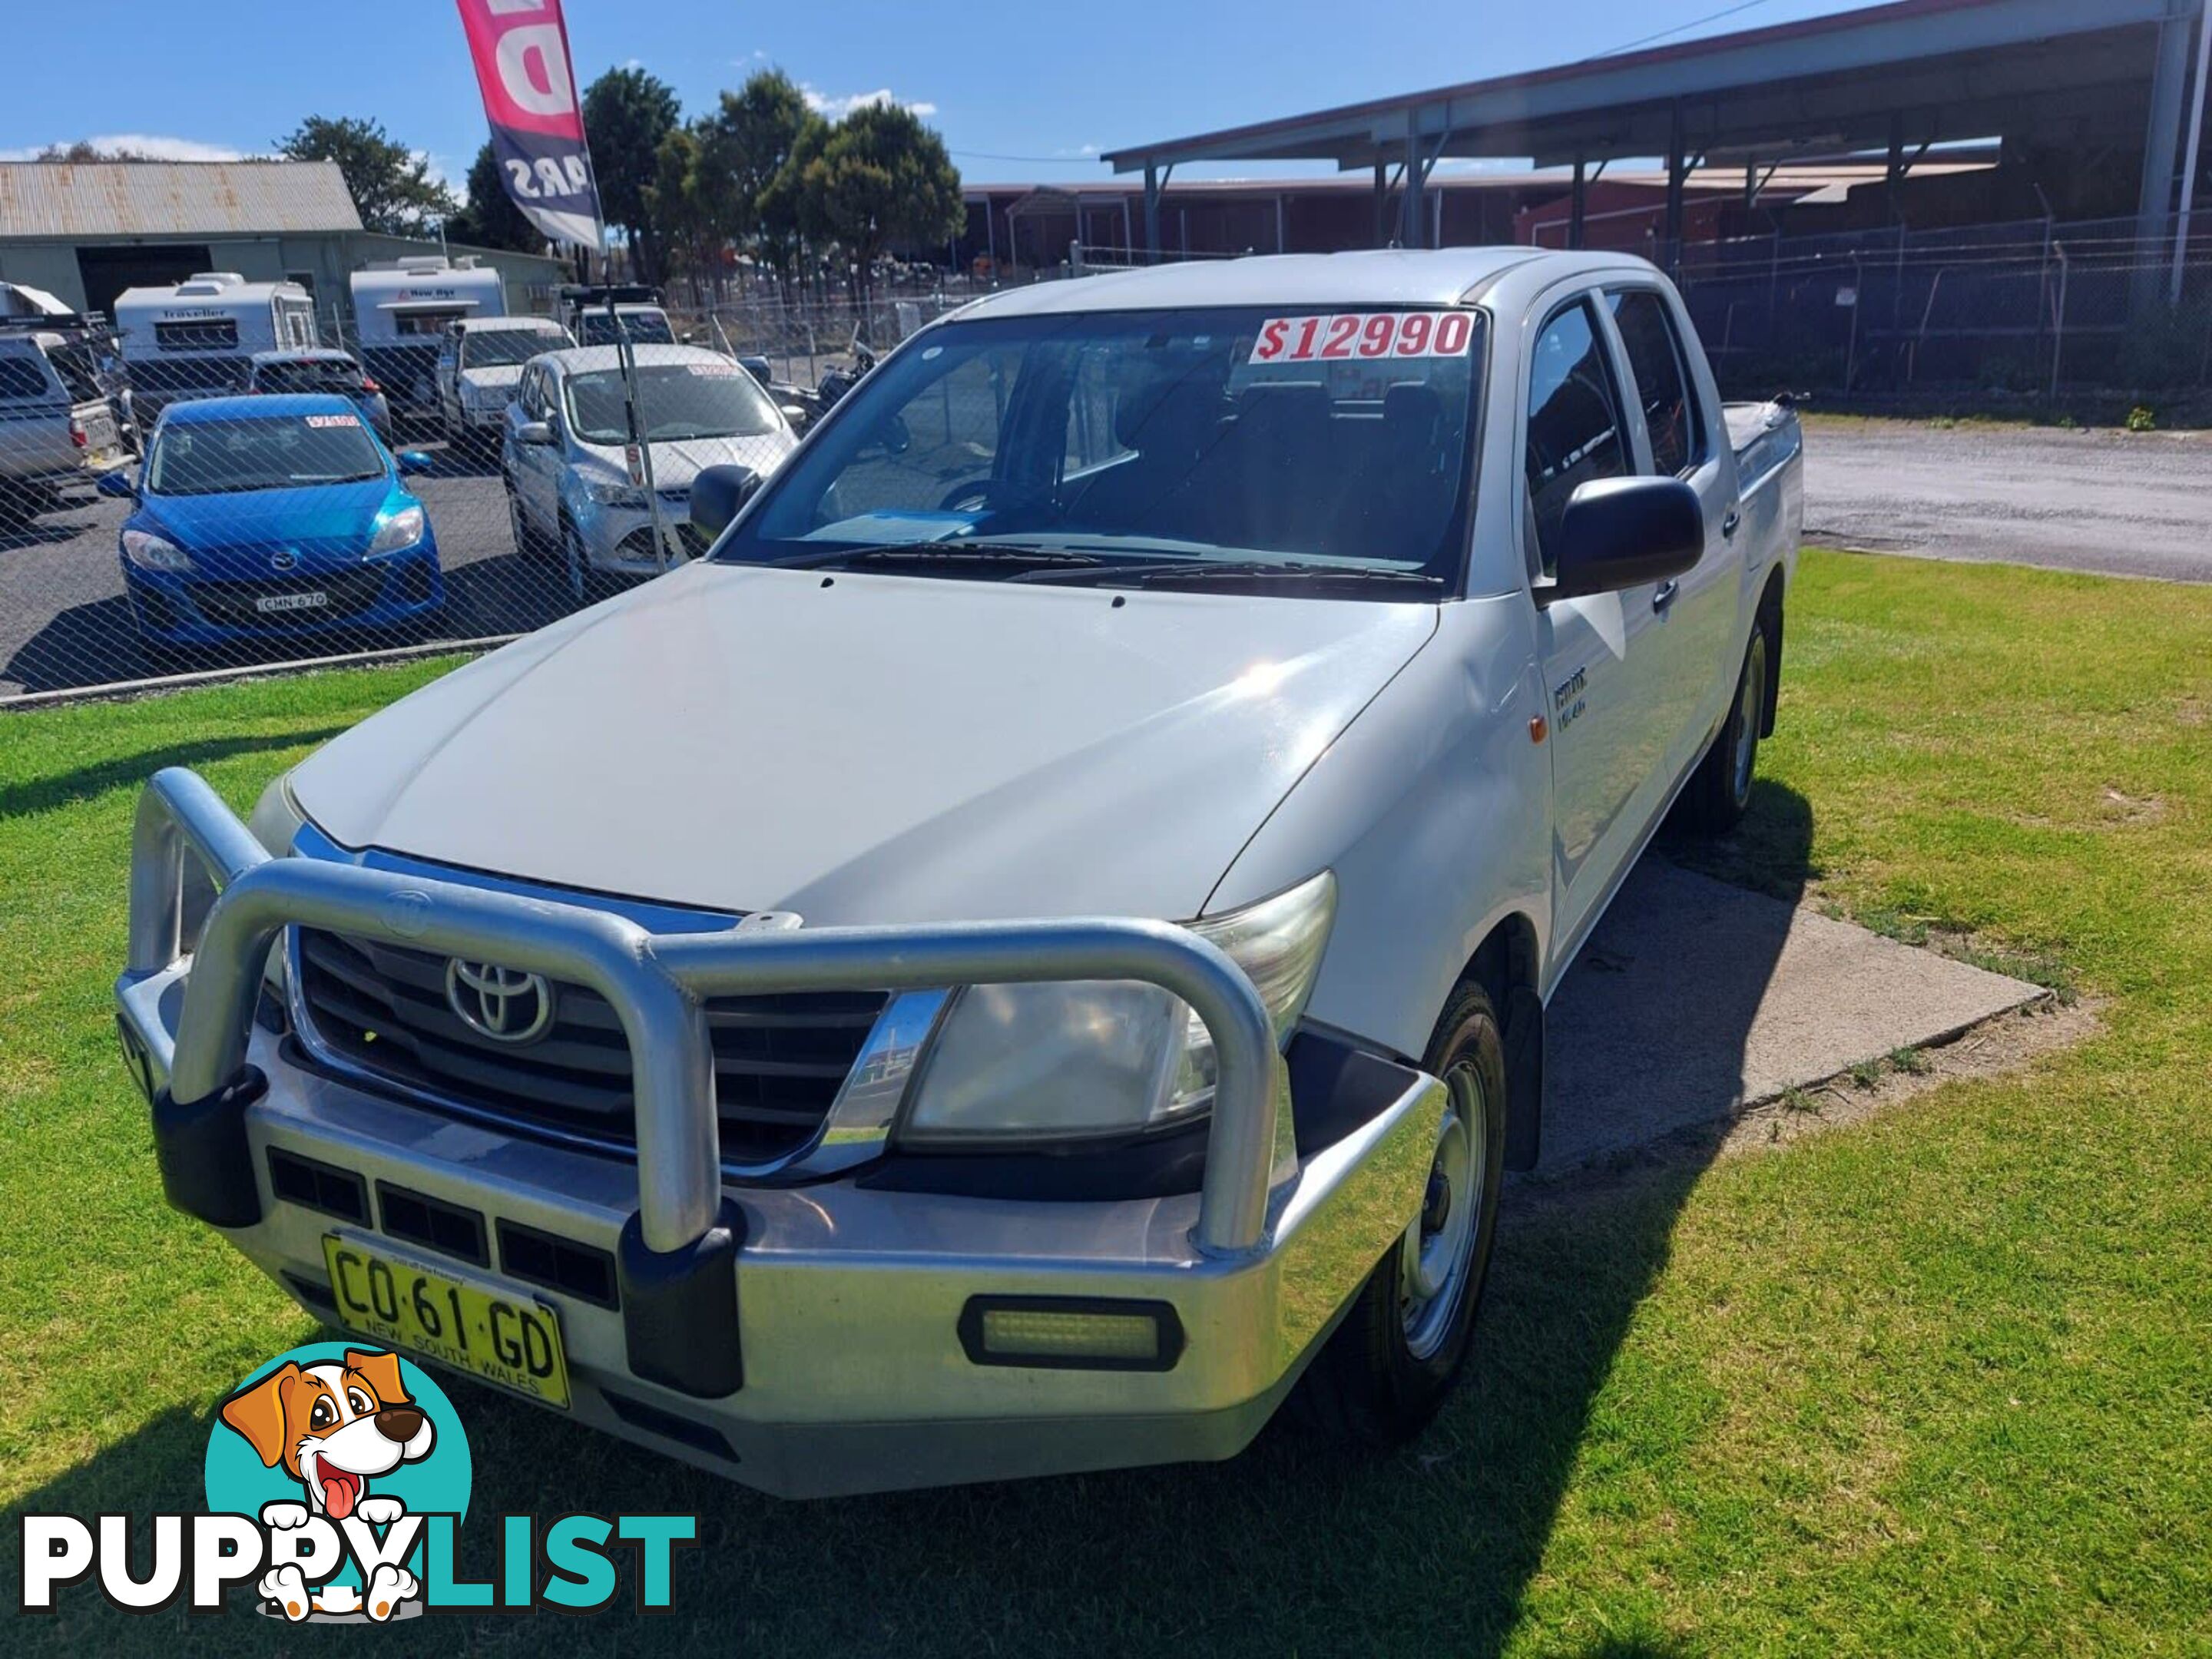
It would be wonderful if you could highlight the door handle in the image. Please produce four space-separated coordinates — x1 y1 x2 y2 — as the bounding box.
1652 580 1680 613
1722 508 1742 540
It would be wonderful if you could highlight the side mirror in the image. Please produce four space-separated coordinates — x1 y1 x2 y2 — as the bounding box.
515 420 555 446
395 450 435 476
1543 477 1704 603
688 464 762 542
98 469 138 500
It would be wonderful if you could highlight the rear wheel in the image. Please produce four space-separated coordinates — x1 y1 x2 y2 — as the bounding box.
1681 604 1776 836
1297 981 1508 1445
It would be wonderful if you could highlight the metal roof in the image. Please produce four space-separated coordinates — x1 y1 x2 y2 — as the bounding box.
0 161 363 240
1101 0 2191 172
954 247 1581 318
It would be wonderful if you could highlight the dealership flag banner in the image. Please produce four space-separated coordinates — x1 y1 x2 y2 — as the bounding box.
455 0 604 249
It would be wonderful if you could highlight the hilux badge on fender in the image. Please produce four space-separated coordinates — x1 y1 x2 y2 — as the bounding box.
444 959 555 1044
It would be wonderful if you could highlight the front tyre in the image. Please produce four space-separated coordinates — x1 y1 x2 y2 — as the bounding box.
1681 604 1776 836
1297 981 1508 1445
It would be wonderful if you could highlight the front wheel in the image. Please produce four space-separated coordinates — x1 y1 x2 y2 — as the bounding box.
1296 981 1508 1445
1681 607 1776 836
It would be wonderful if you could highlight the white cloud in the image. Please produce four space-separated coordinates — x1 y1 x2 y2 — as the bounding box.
0 132 257 162
799 84 939 121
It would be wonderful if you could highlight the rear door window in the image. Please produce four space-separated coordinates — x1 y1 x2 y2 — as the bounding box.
1606 289 1703 477
1523 297 1630 577
0 353 54 402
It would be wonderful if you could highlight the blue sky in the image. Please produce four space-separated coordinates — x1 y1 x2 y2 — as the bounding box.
2 0 1892 191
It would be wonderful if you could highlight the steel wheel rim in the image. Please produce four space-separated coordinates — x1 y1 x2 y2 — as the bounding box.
1399 1065 1485 1360
1733 632 1768 804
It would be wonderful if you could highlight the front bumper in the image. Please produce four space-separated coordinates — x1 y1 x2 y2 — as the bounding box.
114 770 1443 1498
122 543 445 645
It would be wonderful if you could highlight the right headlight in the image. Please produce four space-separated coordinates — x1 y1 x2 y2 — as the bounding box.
581 477 647 508
897 871 1336 1147
122 528 191 571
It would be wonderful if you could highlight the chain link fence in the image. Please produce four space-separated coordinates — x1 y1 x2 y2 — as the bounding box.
0 290 961 702
1672 215 2212 402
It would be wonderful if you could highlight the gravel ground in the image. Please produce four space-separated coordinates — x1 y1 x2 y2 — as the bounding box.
1801 417 2212 583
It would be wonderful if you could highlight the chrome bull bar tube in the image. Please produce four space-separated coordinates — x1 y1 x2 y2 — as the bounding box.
128 768 1282 1258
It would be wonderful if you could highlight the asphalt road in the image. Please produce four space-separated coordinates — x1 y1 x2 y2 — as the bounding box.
1801 417 2212 583
0 442 582 698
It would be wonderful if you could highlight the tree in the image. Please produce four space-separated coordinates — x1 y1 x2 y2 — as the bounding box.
758 110 831 296
277 117 456 237
646 124 714 293
695 70 813 286
446 143 545 254
793 103 963 296
581 67 681 284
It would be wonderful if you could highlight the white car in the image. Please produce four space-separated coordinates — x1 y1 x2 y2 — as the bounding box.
434 316 573 449
501 343 797 599
118 248 1801 1497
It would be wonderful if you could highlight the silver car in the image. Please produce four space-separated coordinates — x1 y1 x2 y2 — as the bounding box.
502 344 797 599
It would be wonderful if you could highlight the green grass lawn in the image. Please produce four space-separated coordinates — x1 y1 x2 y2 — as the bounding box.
5 551 2212 1655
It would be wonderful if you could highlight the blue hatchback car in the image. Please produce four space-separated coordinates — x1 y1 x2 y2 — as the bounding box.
104 394 444 649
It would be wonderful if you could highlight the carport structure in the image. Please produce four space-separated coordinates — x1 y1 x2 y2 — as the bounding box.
1101 0 2210 292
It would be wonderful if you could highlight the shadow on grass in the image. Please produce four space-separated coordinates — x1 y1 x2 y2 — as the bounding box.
0 727 351 821
5 784 1816 1657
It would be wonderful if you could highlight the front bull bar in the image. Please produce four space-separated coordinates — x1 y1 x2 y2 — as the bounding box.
119 767 1284 1279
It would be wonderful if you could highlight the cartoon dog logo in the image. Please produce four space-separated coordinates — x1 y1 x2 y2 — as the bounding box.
218 1348 435 1621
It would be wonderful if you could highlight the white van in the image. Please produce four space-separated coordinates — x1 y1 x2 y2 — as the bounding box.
349 257 507 422
114 273 317 420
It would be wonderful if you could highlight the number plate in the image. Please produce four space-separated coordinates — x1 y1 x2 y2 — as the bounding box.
256 590 329 614
320 1234 571 1409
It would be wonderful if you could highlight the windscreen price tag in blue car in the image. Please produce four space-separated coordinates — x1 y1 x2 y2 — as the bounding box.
1250 310 1475 363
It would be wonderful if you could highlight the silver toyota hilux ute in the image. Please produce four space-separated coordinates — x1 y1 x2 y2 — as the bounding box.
118 248 1803 1498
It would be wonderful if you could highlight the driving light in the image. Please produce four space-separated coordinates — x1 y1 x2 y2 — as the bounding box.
959 1297 1184 1371
366 504 425 555
121 528 191 571
899 872 1336 1147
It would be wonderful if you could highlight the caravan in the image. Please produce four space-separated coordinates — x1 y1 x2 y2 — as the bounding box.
349 257 507 423
114 274 317 421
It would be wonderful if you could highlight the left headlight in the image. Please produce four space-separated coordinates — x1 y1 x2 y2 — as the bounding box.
367 503 426 555
898 871 1336 1147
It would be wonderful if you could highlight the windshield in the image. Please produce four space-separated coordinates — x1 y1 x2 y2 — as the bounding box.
146 413 386 495
255 359 364 395
462 328 561 369
720 305 1485 586
563 361 782 445
578 310 675 346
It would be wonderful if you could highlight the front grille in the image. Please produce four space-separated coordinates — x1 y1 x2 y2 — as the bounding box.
190 569 387 630
293 928 885 1165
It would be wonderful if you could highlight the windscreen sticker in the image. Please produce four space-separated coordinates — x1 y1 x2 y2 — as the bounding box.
1249 310 1475 364
686 363 742 376
303 412 361 428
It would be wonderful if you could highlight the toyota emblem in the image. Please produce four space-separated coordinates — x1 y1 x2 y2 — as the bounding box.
444 959 555 1045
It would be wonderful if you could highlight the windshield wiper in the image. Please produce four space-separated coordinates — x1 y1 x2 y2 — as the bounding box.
767 543 1108 573
1022 558 1445 592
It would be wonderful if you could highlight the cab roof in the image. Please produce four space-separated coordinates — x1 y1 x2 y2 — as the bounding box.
161 392 369 425
453 316 568 333
535 343 728 375
954 247 1641 318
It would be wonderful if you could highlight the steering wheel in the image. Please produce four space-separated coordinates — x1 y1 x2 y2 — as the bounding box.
936 477 1046 515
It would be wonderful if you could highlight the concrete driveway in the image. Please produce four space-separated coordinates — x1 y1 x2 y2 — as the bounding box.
1542 858 2046 1171
1802 417 2212 583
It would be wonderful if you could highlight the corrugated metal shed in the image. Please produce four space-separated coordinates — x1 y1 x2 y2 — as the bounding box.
0 161 363 239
